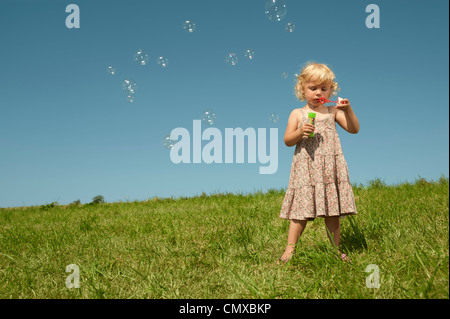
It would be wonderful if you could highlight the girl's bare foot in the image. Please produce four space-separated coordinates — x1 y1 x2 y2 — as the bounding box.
277 245 295 264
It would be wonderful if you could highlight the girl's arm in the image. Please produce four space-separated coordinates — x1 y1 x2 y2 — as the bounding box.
335 99 360 134
284 109 303 147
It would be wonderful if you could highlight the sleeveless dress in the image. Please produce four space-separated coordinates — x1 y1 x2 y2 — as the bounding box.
279 107 357 221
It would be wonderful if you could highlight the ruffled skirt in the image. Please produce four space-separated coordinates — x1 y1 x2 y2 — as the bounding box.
279 152 357 221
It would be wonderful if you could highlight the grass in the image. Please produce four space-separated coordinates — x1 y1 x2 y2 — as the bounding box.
0 174 448 299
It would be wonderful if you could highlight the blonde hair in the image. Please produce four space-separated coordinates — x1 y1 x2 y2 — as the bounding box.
294 62 340 101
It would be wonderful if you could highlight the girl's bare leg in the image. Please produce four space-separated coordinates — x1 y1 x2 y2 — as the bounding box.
324 216 340 248
279 219 307 263
324 216 350 262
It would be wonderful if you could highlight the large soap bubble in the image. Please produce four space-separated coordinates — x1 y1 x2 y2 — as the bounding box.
265 0 287 22
122 79 137 94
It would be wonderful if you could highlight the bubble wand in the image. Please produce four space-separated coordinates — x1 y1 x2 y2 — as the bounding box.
319 97 347 105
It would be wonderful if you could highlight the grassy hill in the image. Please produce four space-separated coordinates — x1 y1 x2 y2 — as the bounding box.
0 175 448 299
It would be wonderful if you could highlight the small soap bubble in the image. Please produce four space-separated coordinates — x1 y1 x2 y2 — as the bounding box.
265 0 287 22
183 20 196 32
225 53 238 66
127 94 135 103
122 79 137 94
107 66 116 75
285 22 295 32
162 134 177 149
244 49 255 60
134 49 149 66
281 72 289 79
269 113 279 124
157 56 168 68
201 109 216 126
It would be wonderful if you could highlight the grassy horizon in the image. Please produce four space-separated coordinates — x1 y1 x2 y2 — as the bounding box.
0 174 448 299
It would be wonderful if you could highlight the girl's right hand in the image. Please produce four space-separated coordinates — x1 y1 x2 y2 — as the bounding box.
300 123 315 137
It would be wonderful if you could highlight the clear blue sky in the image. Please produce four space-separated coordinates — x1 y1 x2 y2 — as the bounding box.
0 0 448 208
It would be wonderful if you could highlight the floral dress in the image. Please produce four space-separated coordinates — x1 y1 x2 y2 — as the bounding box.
279 107 357 221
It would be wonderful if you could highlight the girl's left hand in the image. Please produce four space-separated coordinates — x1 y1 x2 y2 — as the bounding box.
336 98 351 112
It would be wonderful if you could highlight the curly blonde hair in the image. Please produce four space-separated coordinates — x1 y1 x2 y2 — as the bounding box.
294 62 340 101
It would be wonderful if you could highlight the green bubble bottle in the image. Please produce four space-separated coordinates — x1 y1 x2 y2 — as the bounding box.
308 112 316 137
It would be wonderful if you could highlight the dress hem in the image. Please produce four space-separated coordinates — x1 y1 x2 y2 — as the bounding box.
279 211 357 222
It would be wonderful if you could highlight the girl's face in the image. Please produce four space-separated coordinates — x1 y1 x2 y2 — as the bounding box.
304 81 331 107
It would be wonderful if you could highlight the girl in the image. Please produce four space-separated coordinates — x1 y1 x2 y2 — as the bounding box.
278 62 359 263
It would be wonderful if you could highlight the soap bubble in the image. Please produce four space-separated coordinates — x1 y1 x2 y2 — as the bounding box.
107 66 116 75
225 53 238 66
183 20 196 32
162 134 177 149
269 113 279 124
265 0 287 22
122 79 137 94
157 56 168 68
201 109 216 126
134 49 149 66
127 94 135 103
244 49 255 60
281 72 289 79
285 22 295 32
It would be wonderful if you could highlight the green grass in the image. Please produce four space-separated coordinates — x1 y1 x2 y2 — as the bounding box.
0 175 448 299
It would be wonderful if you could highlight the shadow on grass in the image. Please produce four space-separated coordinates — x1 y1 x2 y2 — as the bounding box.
340 216 368 253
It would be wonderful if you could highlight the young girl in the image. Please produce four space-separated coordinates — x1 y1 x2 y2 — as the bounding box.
278 62 359 263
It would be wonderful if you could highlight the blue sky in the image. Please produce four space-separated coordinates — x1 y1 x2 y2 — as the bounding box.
0 0 448 208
